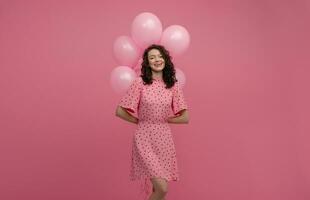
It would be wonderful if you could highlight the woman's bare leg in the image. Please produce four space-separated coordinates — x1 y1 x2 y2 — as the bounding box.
148 177 168 200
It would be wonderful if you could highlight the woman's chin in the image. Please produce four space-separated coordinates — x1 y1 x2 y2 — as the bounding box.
151 67 165 72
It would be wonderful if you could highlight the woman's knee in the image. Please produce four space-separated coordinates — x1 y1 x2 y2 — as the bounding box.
157 185 168 195
151 178 168 196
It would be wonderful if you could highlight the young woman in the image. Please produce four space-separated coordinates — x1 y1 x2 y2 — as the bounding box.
115 44 189 200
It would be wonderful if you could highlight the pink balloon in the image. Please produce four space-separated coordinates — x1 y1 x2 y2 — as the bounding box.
131 12 163 49
133 58 143 76
110 66 137 94
160 25 190 57
175 67 186 88
113 36 141 67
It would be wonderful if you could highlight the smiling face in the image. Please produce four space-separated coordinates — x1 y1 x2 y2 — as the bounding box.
147 48 165 72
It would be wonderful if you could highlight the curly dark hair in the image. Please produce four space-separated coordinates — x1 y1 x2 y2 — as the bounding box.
140 44 177 89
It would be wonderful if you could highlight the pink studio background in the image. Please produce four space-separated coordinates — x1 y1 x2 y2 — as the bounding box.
0 0 309 200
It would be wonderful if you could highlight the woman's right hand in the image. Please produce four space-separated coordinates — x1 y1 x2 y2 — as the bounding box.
116 106 139 124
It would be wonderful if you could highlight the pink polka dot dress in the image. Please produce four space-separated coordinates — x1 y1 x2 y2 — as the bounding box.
118 76 188 195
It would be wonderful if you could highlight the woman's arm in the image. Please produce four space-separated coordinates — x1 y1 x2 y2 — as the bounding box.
167 109 189 124
115 106 139 124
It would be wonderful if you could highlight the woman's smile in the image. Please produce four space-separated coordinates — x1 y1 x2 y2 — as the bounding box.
154 62 163 68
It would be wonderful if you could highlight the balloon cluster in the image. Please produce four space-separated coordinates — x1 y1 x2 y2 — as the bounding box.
110 12 190 94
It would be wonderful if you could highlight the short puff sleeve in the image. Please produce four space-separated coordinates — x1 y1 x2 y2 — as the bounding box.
118 77 142 114
172 81 188 115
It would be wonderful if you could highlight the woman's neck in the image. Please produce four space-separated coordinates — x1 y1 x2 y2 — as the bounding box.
152 71 163 80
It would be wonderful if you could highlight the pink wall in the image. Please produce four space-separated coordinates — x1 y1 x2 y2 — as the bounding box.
0 0 309 199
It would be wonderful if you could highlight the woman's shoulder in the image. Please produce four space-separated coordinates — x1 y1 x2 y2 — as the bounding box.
172 80 181 89
131 76 143 87
134 76 143 84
